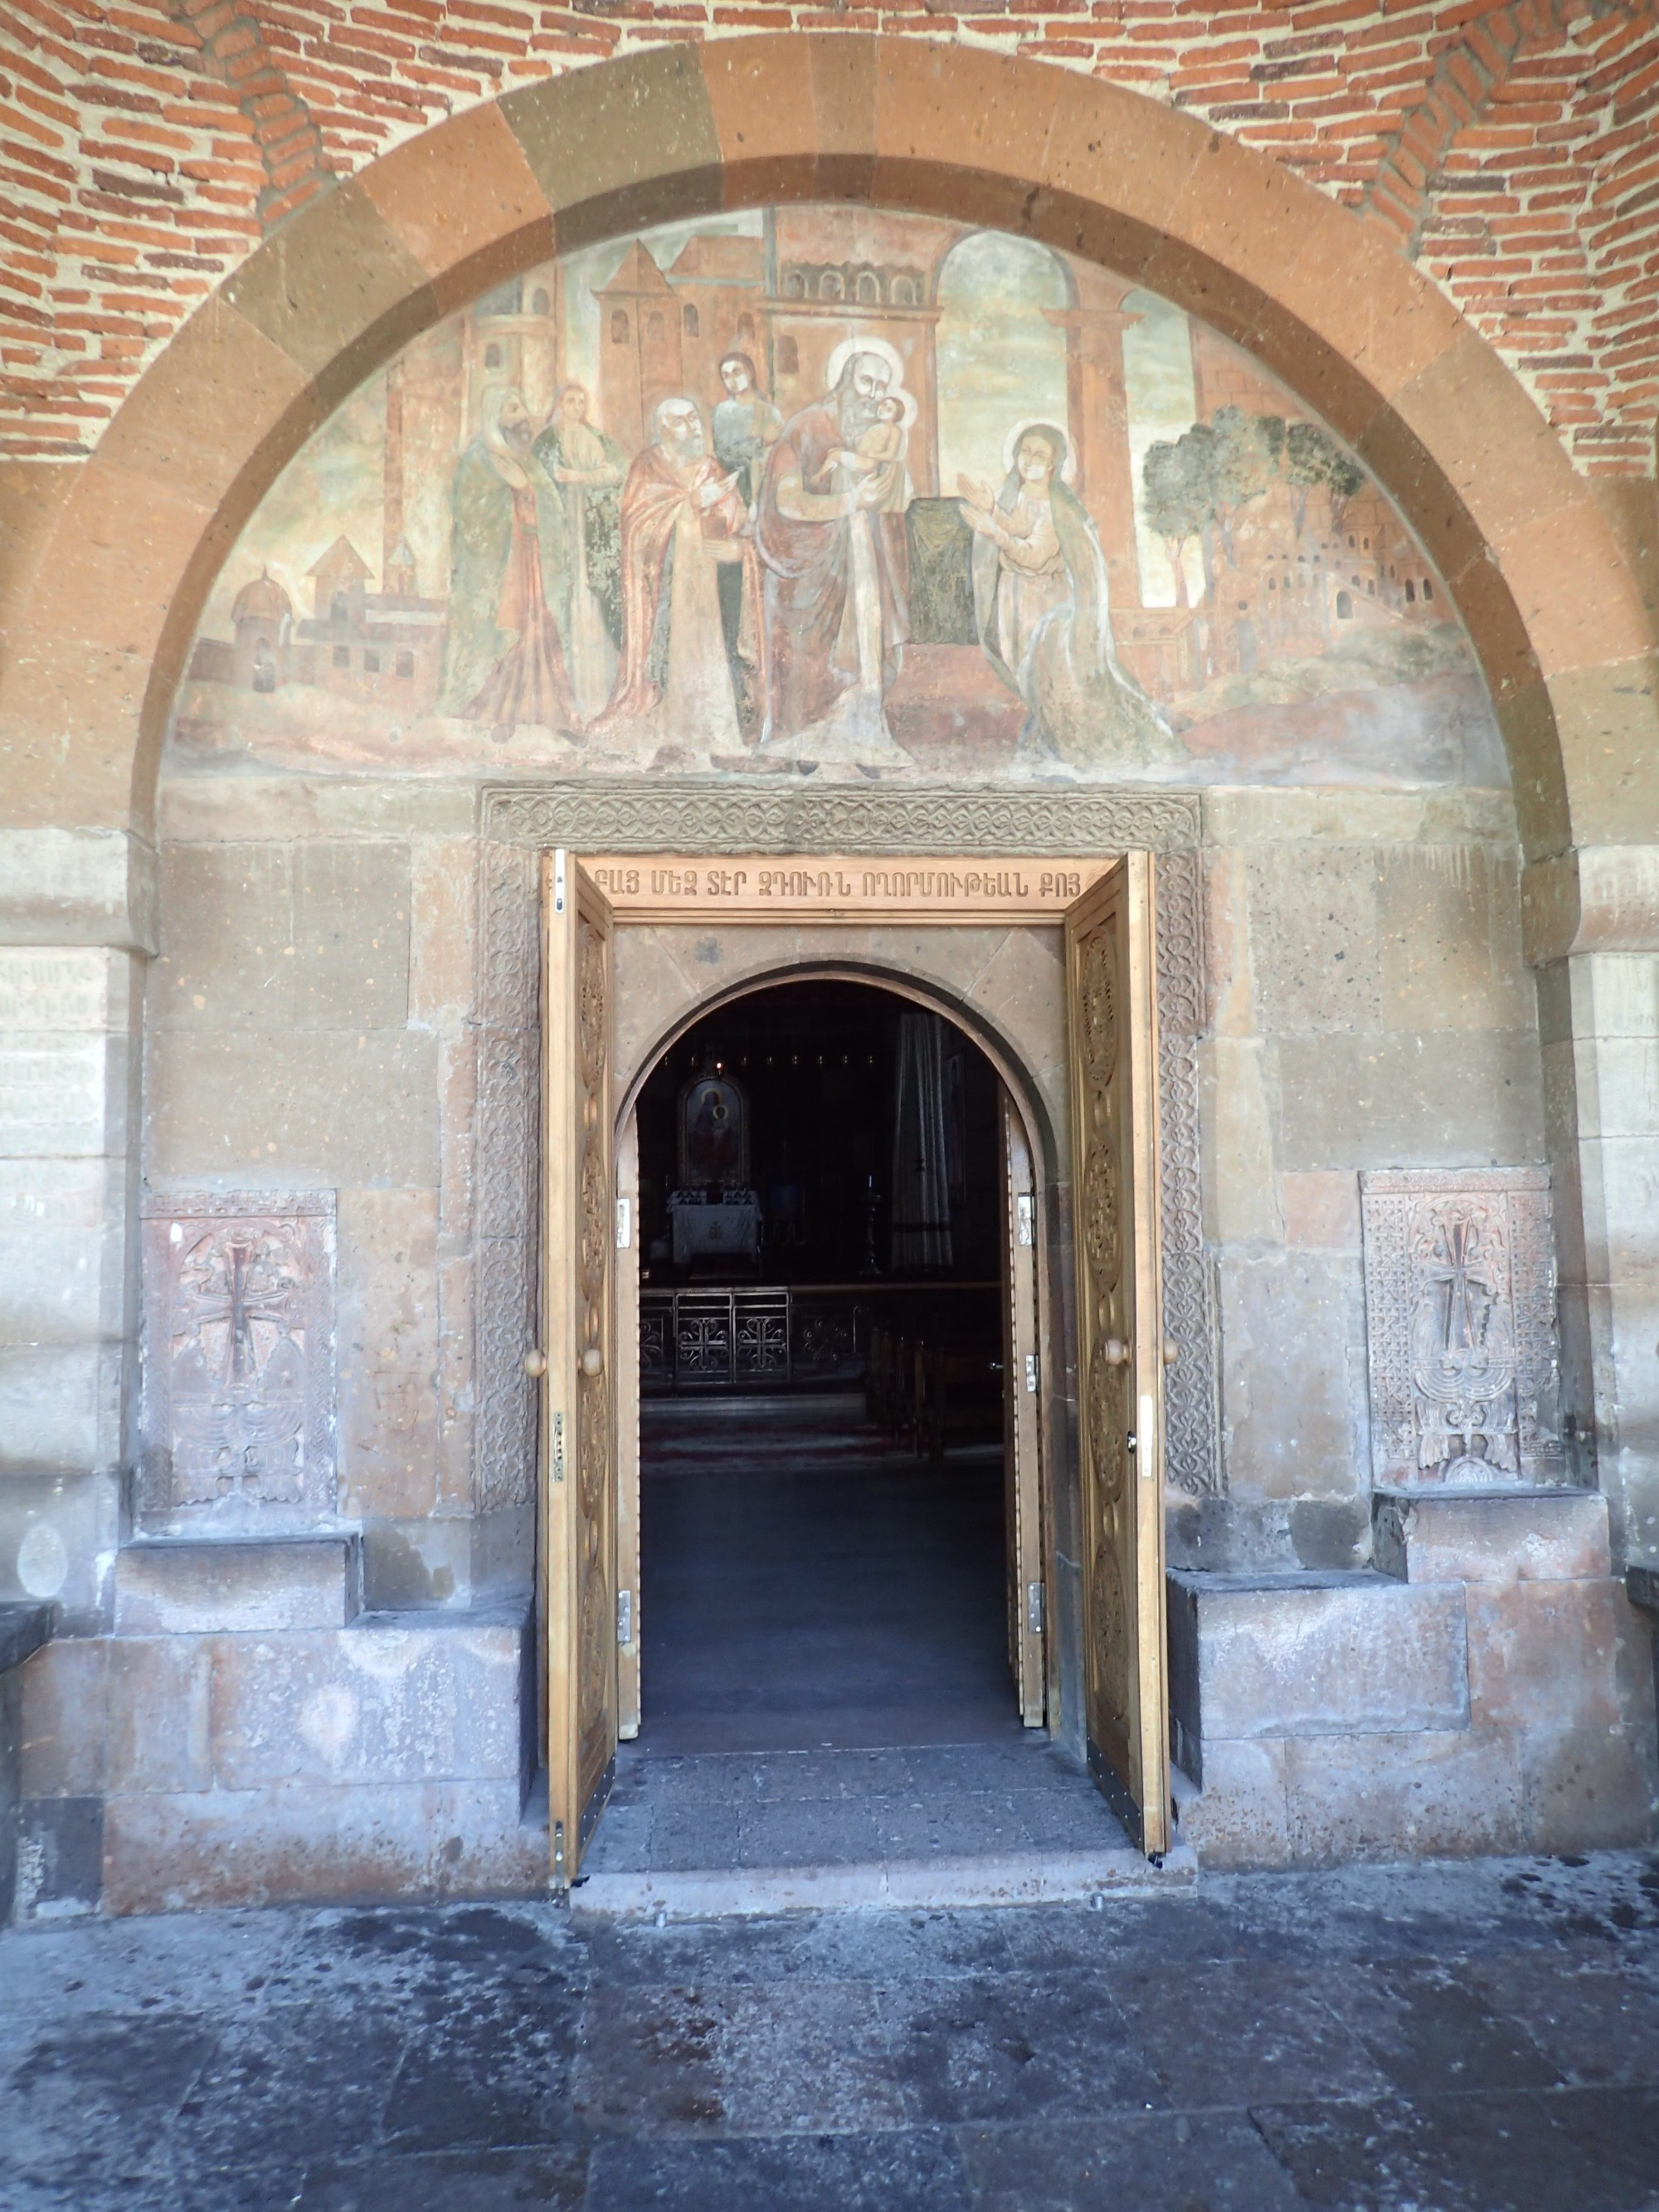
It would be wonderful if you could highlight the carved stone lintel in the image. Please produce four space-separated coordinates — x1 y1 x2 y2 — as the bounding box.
1360 1166 1564 1492
139 1188 337 1526
482 781 1203 856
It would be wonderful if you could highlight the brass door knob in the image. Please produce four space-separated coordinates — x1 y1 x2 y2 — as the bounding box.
1102 1338 1128 1367
1164 1340 1180 1367
523 1349 547 1379
581 1346 605 1378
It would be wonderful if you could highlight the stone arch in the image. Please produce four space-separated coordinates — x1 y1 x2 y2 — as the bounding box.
2 32 1652 870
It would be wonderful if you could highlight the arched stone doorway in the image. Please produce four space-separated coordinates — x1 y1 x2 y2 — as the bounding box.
6 40 1654 1913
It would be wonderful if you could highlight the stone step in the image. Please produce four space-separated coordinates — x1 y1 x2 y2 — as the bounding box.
113 1535 362 1635
572 1844 1197 1922
1373 1488 1612 1585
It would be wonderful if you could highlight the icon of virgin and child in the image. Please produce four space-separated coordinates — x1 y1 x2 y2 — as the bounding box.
441 339 1169 770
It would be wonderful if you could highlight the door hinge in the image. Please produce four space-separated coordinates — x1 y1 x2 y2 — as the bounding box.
617 1588 633 1646
1024 1352 1039 1394
552 848 567 914
1016 1192 1035 1247
552 1409 565 1484
615 1196 632 1250
553 1819 567 1888
1026 1580 1045 1635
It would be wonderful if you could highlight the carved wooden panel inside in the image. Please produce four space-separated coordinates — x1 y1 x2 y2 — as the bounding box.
1360 1167 1564 1491
140 1190 337 1524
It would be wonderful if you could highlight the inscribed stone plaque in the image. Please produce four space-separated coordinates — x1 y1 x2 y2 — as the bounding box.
140 1190 337 1523
1360 1167 1562 1490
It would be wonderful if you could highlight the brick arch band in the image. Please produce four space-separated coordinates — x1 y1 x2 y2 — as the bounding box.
3 35 1653 885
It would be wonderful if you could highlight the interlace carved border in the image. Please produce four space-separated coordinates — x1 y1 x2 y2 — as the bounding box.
474 784 1221 1508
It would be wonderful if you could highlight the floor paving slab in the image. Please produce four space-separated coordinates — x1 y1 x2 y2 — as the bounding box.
1 1853 1657 2210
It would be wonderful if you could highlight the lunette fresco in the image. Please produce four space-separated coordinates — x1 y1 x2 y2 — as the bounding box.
169 207 1506 790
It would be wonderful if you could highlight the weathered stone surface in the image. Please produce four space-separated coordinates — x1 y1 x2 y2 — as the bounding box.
1214 1253 1365 1500
1170 1734 1291 1864
18 1635 109 1798
113 1536 362 1635
1245 847 1382 1035
205 1610 530 1792
1464 1578 1628 1732
147 1030 440 1185
1281 1727 1530 1866
1376 845 1533 1034
1168 1571 1469 1743
106 1635 213 1795
1275 1031 1545 1169
102 1776 547 1913
1373 1488 1612 1584
336 1187 441 1523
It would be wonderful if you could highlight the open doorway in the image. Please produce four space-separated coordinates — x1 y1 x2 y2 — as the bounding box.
539 850 1170 1884
630 979 1025 1755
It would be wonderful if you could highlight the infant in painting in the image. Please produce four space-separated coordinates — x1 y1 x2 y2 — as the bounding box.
811 393 908 511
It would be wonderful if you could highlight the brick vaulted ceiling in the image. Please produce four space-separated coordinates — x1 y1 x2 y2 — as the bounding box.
1 2 1656 476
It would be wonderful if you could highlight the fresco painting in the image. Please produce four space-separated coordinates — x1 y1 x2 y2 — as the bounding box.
171 207 1505 789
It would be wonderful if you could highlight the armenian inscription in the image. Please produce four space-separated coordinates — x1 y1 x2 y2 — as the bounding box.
586 854 1107 923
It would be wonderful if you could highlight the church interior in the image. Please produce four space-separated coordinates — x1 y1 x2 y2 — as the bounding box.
629 982 1022 1760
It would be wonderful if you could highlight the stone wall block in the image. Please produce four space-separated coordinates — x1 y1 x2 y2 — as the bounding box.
101 1776 546 1914
0 1345 124 1483
207 1615 528 1791
336 1188 441 1523
1378 845 1534 1034
1465 1579 1627 1733
1214 1254 1365 1500
1280 1171 1360 1252
410 838 478 1025
113 1536 362 1635
150 845 293 1031
18 1637 109 1798
107 1637 213 1795
436 1251 476 1514
1281 1727 1530 1866
147 1031 440 1186
1201 1035 1283 1245
1245 848 1382 1035
291 843 411 1030
1170 1571 1469 1739
1519 1718 1654 1854
1374 1488 1612 1583
1170 1736 1291 1868
1276 1031 1545 1169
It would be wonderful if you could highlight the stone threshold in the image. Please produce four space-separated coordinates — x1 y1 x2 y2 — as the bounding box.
571 1842 1198 1922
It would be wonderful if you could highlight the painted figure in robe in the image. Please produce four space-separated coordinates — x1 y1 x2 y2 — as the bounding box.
442 384 578 739
961 422 1175 768
533 382 626 724
593 395 763 759
752 348 912 764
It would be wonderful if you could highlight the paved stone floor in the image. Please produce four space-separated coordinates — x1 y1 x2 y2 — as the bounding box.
3 1852 1659 2210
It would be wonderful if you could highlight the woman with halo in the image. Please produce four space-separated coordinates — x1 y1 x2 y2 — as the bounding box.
959 420 1176 769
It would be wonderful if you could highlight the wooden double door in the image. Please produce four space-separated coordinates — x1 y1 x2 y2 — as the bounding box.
536 851 1171 1878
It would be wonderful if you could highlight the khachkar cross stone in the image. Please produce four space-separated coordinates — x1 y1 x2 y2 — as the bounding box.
140 1191 337 1524
1360 1167 1564 1490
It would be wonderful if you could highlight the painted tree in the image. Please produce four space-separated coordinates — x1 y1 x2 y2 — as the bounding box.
1284 419 1365 538
1141 434 1210 607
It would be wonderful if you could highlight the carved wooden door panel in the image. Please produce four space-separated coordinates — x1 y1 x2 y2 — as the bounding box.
541 850 617 1885
1065 855 1170 1856
1000 1089 1046 1727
